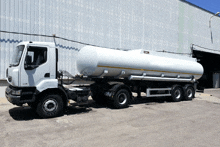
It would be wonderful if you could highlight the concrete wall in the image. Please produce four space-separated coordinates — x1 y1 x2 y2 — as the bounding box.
0 0 220 80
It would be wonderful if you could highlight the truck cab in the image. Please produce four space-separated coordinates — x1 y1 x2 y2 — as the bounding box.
7 42 57 87
5 42 77 118
6 41 59 102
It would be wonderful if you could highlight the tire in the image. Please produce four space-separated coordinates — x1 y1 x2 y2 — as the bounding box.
91 83 109 104
36 94 64 118
184 85 195 100
113 89 130 109
171 85 183 102
91 92 106 104
28 102 37 110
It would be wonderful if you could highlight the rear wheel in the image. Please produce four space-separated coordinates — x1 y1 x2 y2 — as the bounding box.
36 94 64 118
184 85 195 100
113 89 130 108
171 85 183 102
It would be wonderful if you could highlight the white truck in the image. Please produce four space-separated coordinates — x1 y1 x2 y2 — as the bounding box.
5 41 203 118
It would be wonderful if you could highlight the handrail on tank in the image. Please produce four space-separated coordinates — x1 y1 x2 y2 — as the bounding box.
129 75 195 83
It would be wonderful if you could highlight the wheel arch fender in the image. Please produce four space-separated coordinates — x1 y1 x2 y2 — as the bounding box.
36 85 69 107
110 84 132 99
36 79 58 93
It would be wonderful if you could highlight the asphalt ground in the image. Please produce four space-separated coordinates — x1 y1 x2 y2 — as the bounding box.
0 88 220 147
204 88 220 98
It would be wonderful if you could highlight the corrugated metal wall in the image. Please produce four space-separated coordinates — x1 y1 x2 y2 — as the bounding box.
0 0 220 79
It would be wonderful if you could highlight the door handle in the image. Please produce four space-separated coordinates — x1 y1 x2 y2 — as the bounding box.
44 73 50 77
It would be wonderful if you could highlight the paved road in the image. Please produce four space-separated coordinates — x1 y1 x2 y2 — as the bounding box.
0 86 6 98
0 90 220 147
204 88 220 98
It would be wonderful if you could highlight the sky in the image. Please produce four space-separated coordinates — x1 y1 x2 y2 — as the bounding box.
185 0 220 14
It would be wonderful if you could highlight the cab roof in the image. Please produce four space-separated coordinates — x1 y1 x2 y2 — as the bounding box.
18 41 56 48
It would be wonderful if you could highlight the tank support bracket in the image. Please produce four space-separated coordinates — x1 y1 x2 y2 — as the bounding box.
98 69 108 78
114 70 125 78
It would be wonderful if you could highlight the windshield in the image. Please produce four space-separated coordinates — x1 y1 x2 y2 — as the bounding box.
10 45 25 66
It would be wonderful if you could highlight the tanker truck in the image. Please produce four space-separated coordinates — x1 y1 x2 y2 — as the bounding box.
5 41 203 118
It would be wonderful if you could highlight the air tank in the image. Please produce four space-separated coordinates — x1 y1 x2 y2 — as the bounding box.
76 46 203 81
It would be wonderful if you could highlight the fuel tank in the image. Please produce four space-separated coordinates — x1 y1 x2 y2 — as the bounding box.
76 46 203 81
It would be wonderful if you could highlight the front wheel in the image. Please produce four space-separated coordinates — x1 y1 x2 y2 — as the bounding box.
113 89 130 109
36 94 64 118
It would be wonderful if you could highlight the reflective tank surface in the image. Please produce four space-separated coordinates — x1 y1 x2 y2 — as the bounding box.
76 46 203 81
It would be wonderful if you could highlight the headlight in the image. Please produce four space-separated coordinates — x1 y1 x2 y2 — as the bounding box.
11 90 21 96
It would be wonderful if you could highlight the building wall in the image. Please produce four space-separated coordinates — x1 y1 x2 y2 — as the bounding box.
0 0 220 79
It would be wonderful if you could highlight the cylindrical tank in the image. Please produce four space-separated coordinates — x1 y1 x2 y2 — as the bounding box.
76 46 203 81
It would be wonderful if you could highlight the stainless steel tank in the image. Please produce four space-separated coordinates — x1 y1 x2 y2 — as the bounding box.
76 46 203 81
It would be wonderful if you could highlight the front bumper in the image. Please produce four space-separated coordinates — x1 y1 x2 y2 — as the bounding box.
5 86 36 105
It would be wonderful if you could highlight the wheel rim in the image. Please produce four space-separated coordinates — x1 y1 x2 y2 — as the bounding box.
187 88 193 98
43 99 58 112
174 89 181 99
117 93 127 105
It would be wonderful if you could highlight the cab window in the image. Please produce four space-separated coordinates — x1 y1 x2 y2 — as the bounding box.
25 47 47 68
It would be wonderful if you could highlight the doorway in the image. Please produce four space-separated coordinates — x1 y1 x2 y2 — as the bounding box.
193 50 220 88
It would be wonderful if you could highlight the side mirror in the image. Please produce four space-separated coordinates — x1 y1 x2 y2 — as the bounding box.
25 55 32 65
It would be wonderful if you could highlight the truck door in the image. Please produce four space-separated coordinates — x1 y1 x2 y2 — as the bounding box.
20 46 53 87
